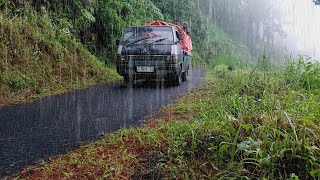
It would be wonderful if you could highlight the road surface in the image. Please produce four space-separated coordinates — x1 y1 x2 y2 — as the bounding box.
0 69 204 177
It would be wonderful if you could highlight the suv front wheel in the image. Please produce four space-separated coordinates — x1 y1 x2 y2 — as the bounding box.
182 71 188 82
124 76 134 88
172 73 182 86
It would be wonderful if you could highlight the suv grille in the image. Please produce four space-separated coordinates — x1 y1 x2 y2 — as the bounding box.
128 55 165 62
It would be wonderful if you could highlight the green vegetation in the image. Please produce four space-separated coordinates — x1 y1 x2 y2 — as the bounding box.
151 0 250 65
0 5 121 105
16 57 320 179
1 0 164 62
0 0 247 104
2 0 318 179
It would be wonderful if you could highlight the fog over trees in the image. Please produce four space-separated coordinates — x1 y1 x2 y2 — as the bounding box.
193 0 320 60
195 0 288 57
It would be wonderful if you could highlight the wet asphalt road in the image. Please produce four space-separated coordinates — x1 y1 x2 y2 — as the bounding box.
0 69 204 177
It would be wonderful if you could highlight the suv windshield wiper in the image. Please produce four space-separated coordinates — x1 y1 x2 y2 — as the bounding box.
146 38 168 46
123 33 136 44
126 37 151 46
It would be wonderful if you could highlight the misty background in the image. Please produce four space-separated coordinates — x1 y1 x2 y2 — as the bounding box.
195 0 320 61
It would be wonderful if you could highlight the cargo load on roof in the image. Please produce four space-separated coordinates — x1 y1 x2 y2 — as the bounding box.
145 20 193 55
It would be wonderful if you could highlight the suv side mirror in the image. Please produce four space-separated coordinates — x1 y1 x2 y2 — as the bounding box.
176 31 182 40
177 33 182 40
175 34 182 44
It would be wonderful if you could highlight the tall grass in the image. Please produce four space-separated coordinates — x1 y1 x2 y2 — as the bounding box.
161 57 320 179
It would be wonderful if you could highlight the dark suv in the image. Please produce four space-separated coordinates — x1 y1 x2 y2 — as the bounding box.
116 26 191 87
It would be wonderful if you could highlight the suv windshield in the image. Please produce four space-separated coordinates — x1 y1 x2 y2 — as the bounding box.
121 26 174 46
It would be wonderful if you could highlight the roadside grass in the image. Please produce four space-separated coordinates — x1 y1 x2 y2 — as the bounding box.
0 6 121 106
162 60 320 179
14 57 320 179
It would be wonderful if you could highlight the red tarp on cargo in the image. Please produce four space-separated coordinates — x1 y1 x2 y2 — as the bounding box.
145 20 192 55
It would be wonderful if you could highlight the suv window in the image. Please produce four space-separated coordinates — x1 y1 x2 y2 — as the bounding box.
121 26 174 46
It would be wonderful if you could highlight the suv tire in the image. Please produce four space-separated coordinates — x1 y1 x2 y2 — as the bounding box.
124 76 134 88
174 73 182 86
182 71 187 82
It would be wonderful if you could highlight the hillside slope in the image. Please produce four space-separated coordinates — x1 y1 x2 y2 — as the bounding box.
0 7 121 105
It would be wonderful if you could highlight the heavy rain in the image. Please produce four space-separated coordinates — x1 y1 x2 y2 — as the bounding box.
0 0 319 179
